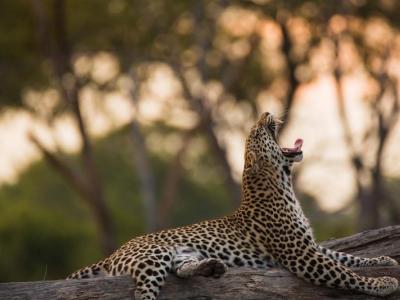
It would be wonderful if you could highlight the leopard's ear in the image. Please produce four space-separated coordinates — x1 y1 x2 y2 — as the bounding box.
245 151 261 176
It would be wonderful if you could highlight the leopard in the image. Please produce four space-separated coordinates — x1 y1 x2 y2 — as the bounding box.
68 112 398 299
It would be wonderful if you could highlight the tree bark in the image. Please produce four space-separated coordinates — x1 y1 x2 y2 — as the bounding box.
1 226 400 300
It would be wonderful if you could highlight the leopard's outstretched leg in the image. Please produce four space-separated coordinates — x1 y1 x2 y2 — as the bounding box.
118 244 174 300
172 246 227 278
317 245 398 267
132 245 227 300
275 244 398 296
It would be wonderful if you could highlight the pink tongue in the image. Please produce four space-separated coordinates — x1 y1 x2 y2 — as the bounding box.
282 138 303 153
294 138 303 152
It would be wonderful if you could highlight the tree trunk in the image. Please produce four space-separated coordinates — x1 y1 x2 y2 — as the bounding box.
1 226 400 300
277 15 301 136
130 120 158 232
158 130 194 229
30 0 116 255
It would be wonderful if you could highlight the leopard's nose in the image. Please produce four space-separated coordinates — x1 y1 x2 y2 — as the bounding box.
257 112 272 126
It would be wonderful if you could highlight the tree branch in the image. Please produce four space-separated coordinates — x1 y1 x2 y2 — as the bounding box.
1 226 400 299
28 133 91 202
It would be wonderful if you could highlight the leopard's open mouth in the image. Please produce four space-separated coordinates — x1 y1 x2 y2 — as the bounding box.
281 139 303 158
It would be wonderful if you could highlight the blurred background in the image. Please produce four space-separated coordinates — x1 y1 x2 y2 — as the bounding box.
1 0 400 282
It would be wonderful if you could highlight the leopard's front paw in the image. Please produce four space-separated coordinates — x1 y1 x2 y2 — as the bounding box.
195 258 227 278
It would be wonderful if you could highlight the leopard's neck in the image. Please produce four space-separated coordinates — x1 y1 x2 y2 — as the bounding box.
240 165 296 208
231 165 306 244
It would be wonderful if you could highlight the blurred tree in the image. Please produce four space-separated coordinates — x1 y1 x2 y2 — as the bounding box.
330 3 400 230
29 0 116 255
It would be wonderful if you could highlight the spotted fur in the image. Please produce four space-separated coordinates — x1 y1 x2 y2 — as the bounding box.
68 112 398 299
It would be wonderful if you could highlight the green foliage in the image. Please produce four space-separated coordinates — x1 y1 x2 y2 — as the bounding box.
0 160 99 281
0 207 94 282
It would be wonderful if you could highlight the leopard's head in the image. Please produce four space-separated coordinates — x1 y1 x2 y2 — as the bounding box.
244 112 303 176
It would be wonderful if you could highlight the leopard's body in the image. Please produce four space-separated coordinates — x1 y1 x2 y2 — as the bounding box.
68 112 398 299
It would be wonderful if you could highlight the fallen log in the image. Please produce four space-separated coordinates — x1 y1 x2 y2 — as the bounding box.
1 226 400 300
